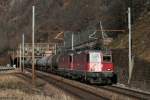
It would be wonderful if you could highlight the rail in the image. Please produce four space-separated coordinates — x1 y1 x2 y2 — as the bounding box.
25 68 150 100
25 68 108 100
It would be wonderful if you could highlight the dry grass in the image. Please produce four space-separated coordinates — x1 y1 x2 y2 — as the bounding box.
0 89 74 100
0 74 77 100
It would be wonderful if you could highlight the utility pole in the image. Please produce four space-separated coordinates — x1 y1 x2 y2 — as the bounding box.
71 33 74 70
17 50 18 68
55 44 57 55
32 5 35 85
22 34 25 72
19 44 22 71
64 41 65 49
13 48 14 66
128 7 133 84
71 33 74 50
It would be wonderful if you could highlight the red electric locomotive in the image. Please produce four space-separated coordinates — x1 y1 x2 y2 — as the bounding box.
52 49 117 84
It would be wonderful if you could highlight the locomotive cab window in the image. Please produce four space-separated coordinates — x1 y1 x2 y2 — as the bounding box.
89 52 101 63
103 55 112 62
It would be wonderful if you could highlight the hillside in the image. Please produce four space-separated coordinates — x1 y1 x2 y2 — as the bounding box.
111 12 150 62
0 0 127 53
110 11 150 91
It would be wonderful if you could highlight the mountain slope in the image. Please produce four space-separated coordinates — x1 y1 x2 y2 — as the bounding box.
111 13 150 61
110 12 150 91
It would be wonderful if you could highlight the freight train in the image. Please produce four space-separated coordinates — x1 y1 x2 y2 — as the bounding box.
25 49 117 85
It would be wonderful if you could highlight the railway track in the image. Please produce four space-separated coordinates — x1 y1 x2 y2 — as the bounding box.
25 68 108 100
98 85 150 100
26 68 150 100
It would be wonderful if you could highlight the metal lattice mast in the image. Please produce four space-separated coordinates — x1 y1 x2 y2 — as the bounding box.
22 34 25 72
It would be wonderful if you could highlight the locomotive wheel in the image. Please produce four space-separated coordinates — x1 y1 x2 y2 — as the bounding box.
89 78 94 84
107 79 113 85
80 76 85 82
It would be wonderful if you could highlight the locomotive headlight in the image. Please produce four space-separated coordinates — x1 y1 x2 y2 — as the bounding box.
107 68 111 71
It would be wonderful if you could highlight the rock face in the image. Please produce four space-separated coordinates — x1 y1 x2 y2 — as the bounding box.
111 6 150 91
0 1 149 62
0 0 128 51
